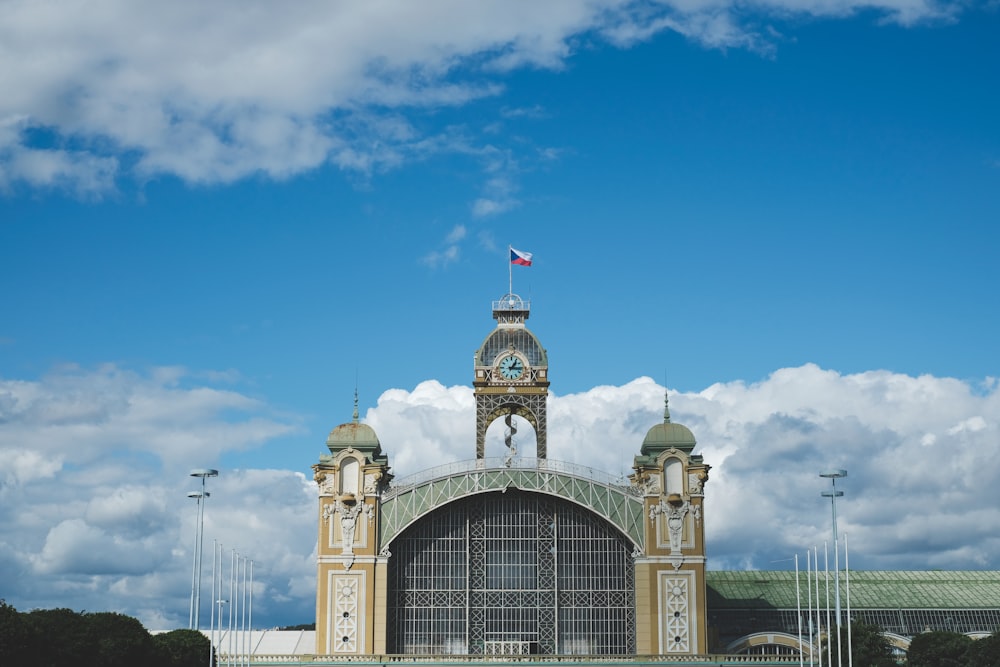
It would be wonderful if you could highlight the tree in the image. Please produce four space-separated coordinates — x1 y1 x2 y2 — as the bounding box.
23 607 161 667
152 628 214 667
279 622 315 630
830 620 898 667
24 607 95 667
0 600 32 666
906 630 973 667
964 632 1000 667
87 611 155 667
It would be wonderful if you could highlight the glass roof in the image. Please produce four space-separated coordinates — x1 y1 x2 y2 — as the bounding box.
706 570 1000 610
476 327 547 367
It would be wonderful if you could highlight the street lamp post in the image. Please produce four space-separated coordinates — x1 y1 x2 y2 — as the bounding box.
187 491 206 630
820 469 846 667
189 468 218 630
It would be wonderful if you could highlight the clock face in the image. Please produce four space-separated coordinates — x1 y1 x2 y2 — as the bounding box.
498 354 525 380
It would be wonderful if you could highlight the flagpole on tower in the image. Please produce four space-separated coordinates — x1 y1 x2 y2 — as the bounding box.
508 245 513 296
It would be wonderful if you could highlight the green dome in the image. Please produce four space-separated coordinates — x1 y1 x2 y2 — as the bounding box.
641 421 696 454
325 391 382 456
326 421 381 452
639 392 696 455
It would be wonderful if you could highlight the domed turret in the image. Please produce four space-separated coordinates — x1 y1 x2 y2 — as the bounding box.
323 391 384 460
474 293 550 459
326 421 381 453
640 393 696 455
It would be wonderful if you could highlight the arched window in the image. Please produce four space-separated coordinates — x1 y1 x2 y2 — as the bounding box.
664 458 684 496
387 491 635 655
340 458 359 495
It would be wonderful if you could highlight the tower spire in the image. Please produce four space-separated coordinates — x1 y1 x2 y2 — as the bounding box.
352 388 359 424
663 390 671 423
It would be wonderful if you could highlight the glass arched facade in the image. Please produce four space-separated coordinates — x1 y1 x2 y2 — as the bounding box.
476 328 547 367
387 490 635 655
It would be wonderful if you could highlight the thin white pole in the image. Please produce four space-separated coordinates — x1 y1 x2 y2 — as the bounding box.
825 542 833 667
195 486 206 628
815 546 823 667
796 554 804 667
189 496 199 629
228 550 236 666
845 534 853 667
209 539 216 667
807 549 814 666
215 543 224 667
247 560 253 665
241 556 248 667
508 245 512 296
835 530 842 667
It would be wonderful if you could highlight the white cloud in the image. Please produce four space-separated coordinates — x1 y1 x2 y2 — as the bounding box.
445 224 468 244
0 365 311 626
0 365 299 471
0 0 963 194
364 365 1000 572
3 361 997 630
421 224 473 267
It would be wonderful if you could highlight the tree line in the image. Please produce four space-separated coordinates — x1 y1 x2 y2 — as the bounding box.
4 598 998 665
830 620 1000 667
1 599 211 667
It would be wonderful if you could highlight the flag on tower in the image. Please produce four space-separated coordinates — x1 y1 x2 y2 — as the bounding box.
510 247 533 266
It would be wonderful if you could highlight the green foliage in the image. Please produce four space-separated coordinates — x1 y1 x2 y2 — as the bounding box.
87 612 156 667
24 607 95 667
279 622 315 630
152 628 213 667
963 633 1000 667
906 630 973 667
0 600 32 665
8 605 211 667
833 620 898 667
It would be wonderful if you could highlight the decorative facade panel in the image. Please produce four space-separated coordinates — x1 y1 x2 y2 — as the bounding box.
658 570 696 654
328 572 365 654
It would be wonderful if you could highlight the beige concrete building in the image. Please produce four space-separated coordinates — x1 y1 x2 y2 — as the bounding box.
312 294 710 656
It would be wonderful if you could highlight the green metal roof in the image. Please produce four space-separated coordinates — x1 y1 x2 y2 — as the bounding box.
706 570 1000 610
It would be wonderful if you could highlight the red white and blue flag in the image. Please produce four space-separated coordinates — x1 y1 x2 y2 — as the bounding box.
510 247 533 266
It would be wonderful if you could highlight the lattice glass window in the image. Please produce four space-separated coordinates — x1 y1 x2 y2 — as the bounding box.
387 491 635 655
478 329 545 367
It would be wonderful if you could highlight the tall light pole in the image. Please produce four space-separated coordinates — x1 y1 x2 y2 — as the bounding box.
820 469 846 667
188 491 205 630
189 468 218 630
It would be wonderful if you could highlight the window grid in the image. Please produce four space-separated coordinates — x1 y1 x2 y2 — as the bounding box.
387 491 634 655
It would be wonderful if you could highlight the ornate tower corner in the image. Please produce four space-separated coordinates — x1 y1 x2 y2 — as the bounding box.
313 394 392 656
473 293 550 459
629 392 711 655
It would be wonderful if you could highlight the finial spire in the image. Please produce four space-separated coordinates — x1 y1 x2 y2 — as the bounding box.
663 389 671 423
352 388 359 423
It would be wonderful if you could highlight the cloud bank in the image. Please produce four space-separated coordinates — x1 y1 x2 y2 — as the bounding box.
2 362 996 630
0 0 963 195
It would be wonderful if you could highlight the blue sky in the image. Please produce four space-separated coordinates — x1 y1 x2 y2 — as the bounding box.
1 0 999 631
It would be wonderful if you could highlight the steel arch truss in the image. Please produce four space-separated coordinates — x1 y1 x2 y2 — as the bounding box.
475 392 547 459
380 463 645 549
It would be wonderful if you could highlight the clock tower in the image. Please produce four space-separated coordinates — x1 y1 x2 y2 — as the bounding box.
473 293 549 458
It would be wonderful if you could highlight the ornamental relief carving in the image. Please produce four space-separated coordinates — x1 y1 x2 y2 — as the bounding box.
650 497 701 553
644 473 661 495
363 470 387 495
650 500 689 553
324 499 363 555
688 469 709 496
317 472 337 495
